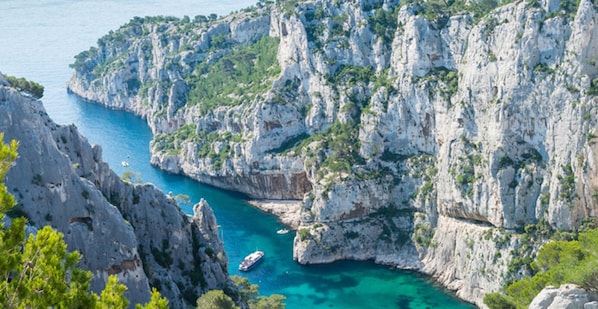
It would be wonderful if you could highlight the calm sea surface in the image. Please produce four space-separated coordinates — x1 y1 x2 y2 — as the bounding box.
0 1 474 308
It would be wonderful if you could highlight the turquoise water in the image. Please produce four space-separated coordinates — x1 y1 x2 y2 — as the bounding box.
0 1 475 308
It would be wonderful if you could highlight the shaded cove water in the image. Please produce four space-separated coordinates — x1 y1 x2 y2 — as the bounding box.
0 1 475 308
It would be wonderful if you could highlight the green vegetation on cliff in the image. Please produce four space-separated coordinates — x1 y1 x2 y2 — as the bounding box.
0 133 167 308
2 74 44 99
403 0 515 23
485 222 598 309
153 124 200 155
286 120 364 179
186 35 281 115
153 124 244 170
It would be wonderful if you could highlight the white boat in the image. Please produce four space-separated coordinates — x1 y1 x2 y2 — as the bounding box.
239 250 264 271
121 160 129 167
277 229 289 234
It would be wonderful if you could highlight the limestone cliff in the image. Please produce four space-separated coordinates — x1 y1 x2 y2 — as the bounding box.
0 74 239 308
67 0 598 306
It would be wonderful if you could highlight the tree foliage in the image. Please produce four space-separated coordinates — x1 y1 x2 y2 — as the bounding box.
138 288 169 309
197 276 286 309
231 275 259 304
231 275 286 309
403 0 510 23
0 133 18 214
368 7 398 44
485 228 598 308
2 74 44 99
196 290 239 309
0 134 167 308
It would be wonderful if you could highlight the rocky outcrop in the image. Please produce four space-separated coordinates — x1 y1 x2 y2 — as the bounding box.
529 284 598 309
0 74 239 308
66 0 598 306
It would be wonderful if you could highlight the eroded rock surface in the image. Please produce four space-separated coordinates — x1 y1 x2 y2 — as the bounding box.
0 74 238 308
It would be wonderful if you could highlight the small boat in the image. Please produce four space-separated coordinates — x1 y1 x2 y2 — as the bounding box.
277 229 289 234
121 160 129 167
239 250 264 271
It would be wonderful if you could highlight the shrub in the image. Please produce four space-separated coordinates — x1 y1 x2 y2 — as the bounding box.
3 74 44 99
368 7 399 44
588 78 598 96
556 164 575 201
298 228 311 241
487 228 598 308
413 223 435 247
484 292 516 309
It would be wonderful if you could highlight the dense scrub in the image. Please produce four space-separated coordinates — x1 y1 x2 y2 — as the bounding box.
485 225 598 308
2 74 44 99
185 35 281 115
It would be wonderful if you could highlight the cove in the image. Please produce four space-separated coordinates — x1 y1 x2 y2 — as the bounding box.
68 94 474 309
0 0 474 307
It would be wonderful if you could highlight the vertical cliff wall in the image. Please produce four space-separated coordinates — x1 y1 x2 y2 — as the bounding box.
0 74 238 308
66 0 598 305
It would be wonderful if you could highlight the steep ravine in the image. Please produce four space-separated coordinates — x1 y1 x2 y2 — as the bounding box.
67 0 598 306
0 75 239 308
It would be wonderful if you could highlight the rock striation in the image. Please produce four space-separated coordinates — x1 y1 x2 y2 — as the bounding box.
66 0 598 306
0 74 239 308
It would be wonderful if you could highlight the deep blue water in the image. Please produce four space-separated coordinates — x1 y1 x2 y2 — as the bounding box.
0 1 474 308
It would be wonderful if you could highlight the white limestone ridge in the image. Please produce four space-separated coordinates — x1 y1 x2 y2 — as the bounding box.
66 0 598 306
529 284 598 309
0 74 238 308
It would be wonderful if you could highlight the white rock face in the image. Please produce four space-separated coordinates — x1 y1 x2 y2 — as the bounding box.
529 284 598 309
0 75 238 308
66 0 598 306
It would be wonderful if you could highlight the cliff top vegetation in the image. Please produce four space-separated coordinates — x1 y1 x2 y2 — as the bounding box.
1 74 44 99
485 221 598 308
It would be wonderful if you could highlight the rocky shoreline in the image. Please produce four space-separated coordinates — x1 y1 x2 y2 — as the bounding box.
246 199 303 229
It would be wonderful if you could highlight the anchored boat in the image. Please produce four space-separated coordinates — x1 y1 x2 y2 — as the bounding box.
239 250 264 271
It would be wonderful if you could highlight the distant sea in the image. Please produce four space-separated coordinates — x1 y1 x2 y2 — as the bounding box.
0 1 475 308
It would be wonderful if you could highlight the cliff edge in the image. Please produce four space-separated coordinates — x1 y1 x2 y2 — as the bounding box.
0 73 239 308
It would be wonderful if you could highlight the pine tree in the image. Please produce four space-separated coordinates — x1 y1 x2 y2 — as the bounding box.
196 290 239 309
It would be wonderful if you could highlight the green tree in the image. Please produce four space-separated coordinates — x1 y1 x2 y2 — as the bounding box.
486 228 598 308
231 275 286 309
483 293 516 309
98 276 129 308
174 193 191 205
137 288 169 309
231 275 258 303
196 290 239 309
252 294 286 309
7 226 98 308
